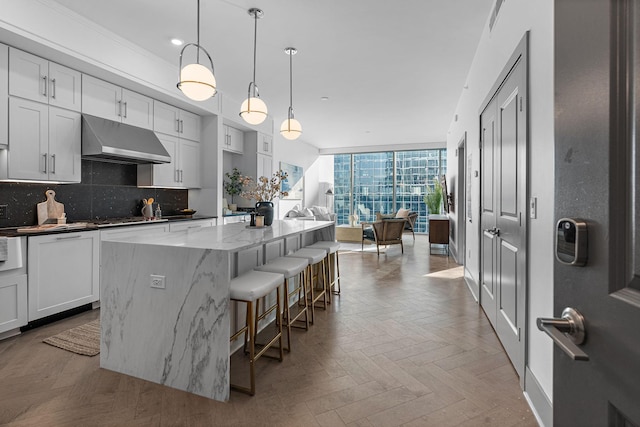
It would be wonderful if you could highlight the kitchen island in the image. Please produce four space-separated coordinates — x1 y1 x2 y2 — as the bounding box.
100 219 334 402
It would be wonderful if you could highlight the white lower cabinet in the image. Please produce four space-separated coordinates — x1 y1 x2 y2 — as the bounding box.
0 274 27 334
28 231 100 321
0 237 27 335
168 219 215 232
99 223 170 241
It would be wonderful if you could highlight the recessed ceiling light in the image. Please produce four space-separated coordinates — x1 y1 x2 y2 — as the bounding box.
321 96 329 101
171 38 184 46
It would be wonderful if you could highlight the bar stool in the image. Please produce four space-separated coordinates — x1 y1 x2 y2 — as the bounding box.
307 241 342 302
229 270 285 396
287 247 328 324
256 256 310 352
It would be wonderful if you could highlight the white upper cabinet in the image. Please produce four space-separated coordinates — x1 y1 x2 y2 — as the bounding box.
9 48 81 112
4 98 81 182
137 134 201 189
223 125 244 154
153 100 201 141
82 74 153 129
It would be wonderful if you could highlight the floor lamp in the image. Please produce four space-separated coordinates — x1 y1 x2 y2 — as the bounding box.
325 188 334 211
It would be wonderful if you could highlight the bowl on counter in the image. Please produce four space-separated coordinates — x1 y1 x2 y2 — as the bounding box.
179 209 197 216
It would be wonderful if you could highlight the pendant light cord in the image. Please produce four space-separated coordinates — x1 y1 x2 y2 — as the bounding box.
289 51 293 117
252 11 258 96
196 0 201 63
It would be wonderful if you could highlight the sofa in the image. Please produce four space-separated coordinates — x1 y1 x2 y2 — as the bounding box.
284 205 336 221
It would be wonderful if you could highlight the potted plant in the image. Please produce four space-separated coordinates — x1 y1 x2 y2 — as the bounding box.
223 168 244 211
423 178 443 216
240 170 289 226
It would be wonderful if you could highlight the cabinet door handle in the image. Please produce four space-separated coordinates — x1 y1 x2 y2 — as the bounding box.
118 100 122 117
176 118 180 133
51 78 56 99
42 153 47 173
50 154 56 174
180 170 184 182
123 102 128 118
56 235 81 241
180 120 184 133
175 169 180 183
42 76 47 97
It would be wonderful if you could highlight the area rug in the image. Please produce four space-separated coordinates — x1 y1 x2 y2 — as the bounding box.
43 319 100 356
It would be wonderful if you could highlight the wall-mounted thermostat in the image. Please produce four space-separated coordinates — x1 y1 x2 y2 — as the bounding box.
555 218 588 266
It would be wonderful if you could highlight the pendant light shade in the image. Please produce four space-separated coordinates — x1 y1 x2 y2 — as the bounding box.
280 47 302 140
240 8 267 125
177 0 217 101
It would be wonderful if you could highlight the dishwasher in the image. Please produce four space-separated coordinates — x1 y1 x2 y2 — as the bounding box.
0 237 27 338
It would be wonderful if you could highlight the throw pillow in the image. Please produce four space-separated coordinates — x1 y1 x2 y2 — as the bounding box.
395 208 410 218
311 205 329 216
302 208 314 217
316 213 332 221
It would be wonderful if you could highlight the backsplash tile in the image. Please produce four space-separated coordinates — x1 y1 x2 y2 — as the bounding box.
0 160 188 227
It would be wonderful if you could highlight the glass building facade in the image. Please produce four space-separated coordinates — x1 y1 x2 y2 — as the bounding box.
333 149 447 233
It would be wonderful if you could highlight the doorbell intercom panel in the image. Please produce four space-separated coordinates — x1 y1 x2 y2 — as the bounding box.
556 218 588 266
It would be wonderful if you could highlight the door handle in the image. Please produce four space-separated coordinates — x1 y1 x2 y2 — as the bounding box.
484 227 500 236
42 76 47 97
50 154 56 174
537 307 589 361
51 78 56 99
42 153 47 174
118 100 122 117
123 102 128 118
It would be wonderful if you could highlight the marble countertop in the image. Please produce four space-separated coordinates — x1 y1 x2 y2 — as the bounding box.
0 215 218 237
106 219 335 252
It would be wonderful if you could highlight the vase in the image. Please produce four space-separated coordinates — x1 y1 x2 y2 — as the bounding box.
255 201 274 226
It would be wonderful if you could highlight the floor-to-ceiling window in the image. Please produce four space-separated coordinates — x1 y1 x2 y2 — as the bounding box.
333 149 447 233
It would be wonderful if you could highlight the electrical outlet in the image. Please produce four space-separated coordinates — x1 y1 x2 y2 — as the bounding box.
150 274 165 289
0 204 7 220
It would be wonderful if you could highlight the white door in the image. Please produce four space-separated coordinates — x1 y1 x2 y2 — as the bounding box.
179 110 201 142
28 231 100 321
180 139 200 188
547 1 640 424
121 89 153 130
48 107 81 182
153 101 180 136
8 48 49 104
8 97 48 181
153 134 180 187
48 62 81 112
0 44 8 147
81 74 121 121
480 37 528 380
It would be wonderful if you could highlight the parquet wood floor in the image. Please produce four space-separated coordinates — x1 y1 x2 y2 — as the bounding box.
0 236 538 426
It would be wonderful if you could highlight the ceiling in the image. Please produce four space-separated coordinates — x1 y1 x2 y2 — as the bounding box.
51 0 493 152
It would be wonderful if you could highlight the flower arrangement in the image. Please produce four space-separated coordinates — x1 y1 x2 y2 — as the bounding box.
240 170 289 202
223 168 244 203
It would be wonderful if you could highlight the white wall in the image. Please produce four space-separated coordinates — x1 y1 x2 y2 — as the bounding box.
272 135 321 218
446 0 554 408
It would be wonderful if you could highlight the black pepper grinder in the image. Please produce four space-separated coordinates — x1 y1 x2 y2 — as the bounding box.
250 212 256 227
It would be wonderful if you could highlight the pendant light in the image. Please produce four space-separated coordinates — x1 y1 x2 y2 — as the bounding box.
280 47 302 140
177 0 217 101
240 8 268 125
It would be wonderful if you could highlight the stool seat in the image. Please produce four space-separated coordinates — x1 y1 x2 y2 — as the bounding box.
288 248 327 264
256 256 308 277
230 270 284 302
308 241 340 254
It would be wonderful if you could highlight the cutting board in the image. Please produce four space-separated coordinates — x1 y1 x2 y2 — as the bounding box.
37 190 65 225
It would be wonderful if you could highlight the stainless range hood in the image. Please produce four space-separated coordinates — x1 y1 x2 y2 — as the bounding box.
81 114 171 164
